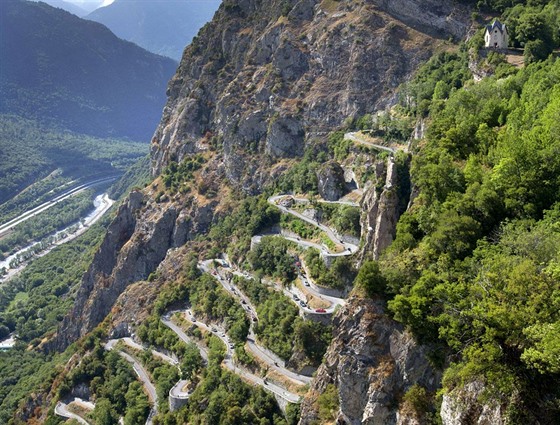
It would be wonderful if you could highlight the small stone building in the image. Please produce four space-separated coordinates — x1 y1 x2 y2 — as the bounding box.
485 20 508 49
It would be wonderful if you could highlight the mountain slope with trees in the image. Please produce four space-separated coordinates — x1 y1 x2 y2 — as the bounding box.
0 0 177 141
6 0 560 424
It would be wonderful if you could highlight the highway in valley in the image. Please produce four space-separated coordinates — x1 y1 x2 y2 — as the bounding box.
0 175 118 238
0 193 115 282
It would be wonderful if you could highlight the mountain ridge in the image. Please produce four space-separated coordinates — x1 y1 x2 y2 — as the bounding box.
0 0 177 141
86 0 222 60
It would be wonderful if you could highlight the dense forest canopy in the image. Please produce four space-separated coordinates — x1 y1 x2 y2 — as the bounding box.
381 43 560 421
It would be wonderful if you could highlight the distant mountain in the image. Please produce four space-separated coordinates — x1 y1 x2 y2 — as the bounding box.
86 0 221 60
70 0 107 14
0 0 177 141
30 0 88 16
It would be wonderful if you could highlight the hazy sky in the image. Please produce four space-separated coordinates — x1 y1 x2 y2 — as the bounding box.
66 0 115 7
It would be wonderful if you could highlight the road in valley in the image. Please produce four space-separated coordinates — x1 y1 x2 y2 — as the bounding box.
0 175 118 237
0 193 114 282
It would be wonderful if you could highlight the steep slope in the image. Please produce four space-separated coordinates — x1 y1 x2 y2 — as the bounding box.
0 0 177 141
151 0 470 190
50 0 471 366
30 0 88 16
86 0 222 60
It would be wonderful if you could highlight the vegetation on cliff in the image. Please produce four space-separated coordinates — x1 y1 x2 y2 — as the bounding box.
379 46 560 422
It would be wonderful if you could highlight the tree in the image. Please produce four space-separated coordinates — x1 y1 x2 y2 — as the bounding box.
354 261 386 297
524 39 550 63
181 343 204 380
92 398 117 425
522 322 560 374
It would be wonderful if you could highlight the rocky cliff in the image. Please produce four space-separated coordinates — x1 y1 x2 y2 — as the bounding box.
299 297 440 424
359 157 401 262
49 0 471 353
151 0 471 191
49 188 216 351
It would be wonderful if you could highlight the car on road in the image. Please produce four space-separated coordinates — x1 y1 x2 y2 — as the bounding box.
315 308 327 313
229 343 234 349
292 294 299 301
211 327 217 332
304 280 310 286
299 301 307 308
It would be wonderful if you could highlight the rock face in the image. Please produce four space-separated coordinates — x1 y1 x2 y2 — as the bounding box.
151 0 471 192
360 157 403 262
440 382 505 425
299 297 440 425
317 160 347 201
49 189 216 351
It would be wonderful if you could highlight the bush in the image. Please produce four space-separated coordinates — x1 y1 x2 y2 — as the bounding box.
353 261 386 297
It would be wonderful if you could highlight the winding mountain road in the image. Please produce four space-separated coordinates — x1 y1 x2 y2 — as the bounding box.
161 312 209 363
290 195 359 207
343 131 399 154
119 337 178 366
55 401 92 425
104 339 157 424
267 195 359 256
163 306 302 404
200 261 313 386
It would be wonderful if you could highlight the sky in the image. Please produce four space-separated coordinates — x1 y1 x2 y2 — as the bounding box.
66 0 115 7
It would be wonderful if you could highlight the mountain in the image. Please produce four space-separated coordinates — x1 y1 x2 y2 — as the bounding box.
48 0 471 419
86 0 222 60
7 0 560 424
71 0 107 14
0 0 177 141
30 0 88 16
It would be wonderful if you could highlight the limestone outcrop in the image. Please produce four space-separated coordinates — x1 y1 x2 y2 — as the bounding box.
151 0 471 194
49 189 216 351
359 156 406 262
317 160 346 201
299 297 440 425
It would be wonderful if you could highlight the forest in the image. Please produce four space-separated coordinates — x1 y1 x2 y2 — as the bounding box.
0 114 147 206
376 36 560 421
3 0 560 423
